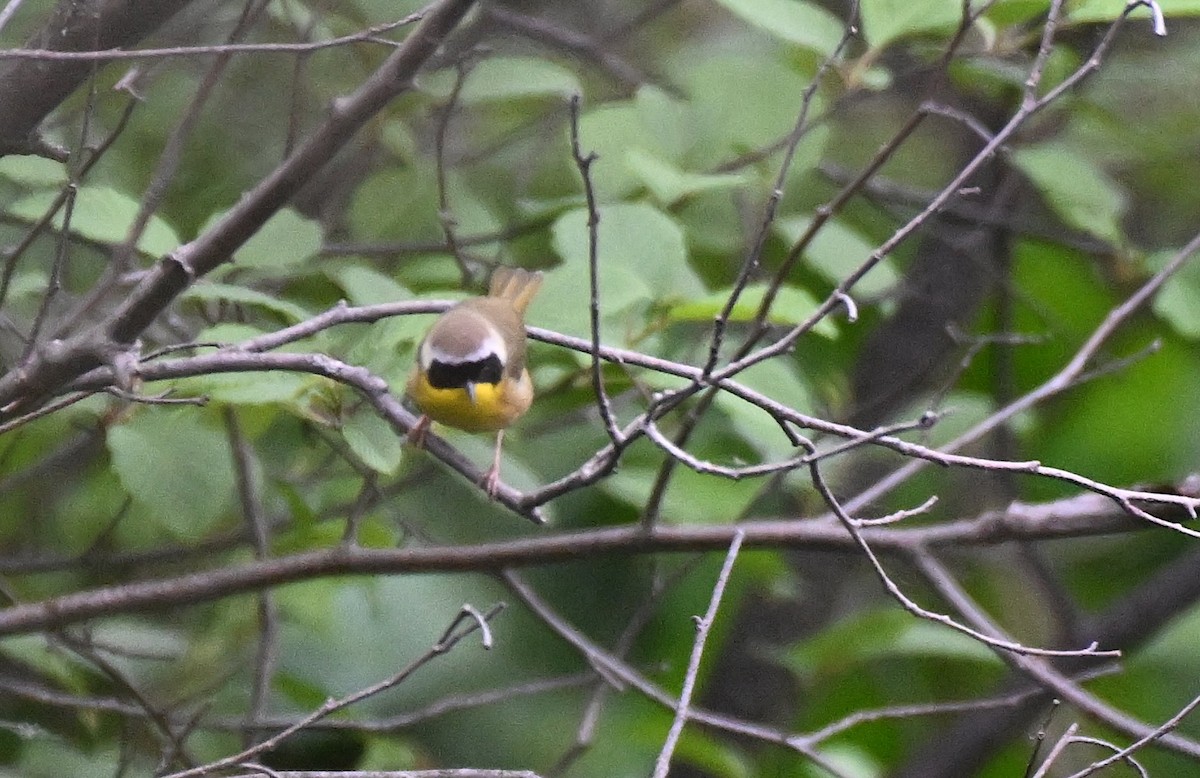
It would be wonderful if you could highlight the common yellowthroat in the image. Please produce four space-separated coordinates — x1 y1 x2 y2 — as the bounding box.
406 267 543 497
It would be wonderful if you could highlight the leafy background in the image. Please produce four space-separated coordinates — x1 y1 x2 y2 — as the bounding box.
1 0 1200 776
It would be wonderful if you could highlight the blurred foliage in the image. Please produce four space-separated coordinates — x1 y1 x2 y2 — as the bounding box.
1 0 1200 776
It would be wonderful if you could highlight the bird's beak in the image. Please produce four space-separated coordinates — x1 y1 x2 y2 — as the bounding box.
465 382 477 405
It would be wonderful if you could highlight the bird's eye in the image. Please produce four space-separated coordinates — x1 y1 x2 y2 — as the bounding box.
427 353 504 389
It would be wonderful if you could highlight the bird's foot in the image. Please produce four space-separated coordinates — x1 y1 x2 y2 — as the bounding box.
408 415 431 448
482 465 501 500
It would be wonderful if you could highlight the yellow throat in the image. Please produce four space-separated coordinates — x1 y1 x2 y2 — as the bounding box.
406 368 531 433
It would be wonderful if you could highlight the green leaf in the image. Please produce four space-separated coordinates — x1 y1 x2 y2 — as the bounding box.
984 0 1056 26
1012 143 1127 243
55 466 129 553
635 85 695 161
712 0 846 54
784 608 1002 680
1071 0 1200 24
173 370 319 408
1138 597 1200 671
0 635 92 693
192 322 286 347
421 56 581 103
347 322 417 382
774 214 900 296
536 202 703 341
274 509 348 555
7 185 180 257
800 745 882 778
326 264 412 306
275 576 499 702
1151 249 1200 339
181 281 314 323
107 409 236 539
19 739 121 775
349 164 442 242
676 190 755 256
342 411 404 474
350 165 500 242
668 283 839 338
578 102 663 201
1024 340 1200 499
274 670 332 709
355 516 401 549
0 156 67 187
267 0 336 40
232 207 322 272
89 620 189 662
459 55 580 101
860 0 964 50
683 54 814 159
625 148 750 207
551 203 701 297
604 459 763 524
359 738 420 772
715 358 816 460
672 730 754 778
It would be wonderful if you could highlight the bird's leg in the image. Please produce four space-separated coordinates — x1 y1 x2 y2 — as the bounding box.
408 414 432 448
483 429 505 498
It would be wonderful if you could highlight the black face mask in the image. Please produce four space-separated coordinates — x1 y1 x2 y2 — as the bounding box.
425 352 504 390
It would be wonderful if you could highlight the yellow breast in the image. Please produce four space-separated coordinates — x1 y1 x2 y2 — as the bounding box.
406 368 533 433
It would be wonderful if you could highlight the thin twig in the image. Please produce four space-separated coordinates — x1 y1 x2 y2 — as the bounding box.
0 92 138 310
802 666 1119 746
810 464 1116 659
703 2 862 376
0 16 422 61
912 549 1200 758
1029 723 1080 778
1062 691 1200 777
434 57 479 286
651 530 744 778
223 771 543 777
568 93 622 445
39 334 1200 526
225 409 278 750
0 0 479 417
840 222 1200 522
499 569 852 777
549 562 700 776
160 603 504 778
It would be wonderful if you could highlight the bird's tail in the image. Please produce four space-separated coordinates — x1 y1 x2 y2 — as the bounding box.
488 267 543 316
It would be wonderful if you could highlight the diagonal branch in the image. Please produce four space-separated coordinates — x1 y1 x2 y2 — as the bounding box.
0 0 195 155
0 0 478 416
0 482 1192 638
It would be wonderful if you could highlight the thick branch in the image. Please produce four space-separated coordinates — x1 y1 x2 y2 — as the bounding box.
0 0 195 155
0 488 1189 638
107 0 474 342
892 543 1200 776
0 0 477 415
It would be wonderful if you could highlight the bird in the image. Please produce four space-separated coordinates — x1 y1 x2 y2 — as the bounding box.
405 266 543 498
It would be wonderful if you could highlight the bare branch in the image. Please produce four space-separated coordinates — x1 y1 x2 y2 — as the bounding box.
568 93 623 446
0 0 479 417
811 464 1118 659
652 530 744 778
161 603 505 778
0 0 194 155
0 15 422 61
0 481 1189 645
912 550 1200 759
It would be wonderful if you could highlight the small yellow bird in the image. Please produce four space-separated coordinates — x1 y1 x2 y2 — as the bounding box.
406 267 543 497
